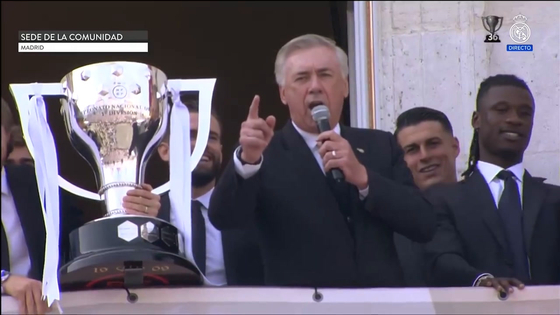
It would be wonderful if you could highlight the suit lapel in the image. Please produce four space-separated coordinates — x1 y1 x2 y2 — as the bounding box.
280 122 339 208
466 170 509 251
220 231 233 282
521 172 546 254
5 165 46 279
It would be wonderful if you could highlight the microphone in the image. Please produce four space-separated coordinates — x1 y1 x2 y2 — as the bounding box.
311 105 345 183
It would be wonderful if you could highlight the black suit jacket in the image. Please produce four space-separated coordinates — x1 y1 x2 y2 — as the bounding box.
425 169 560 286
208 122 436 288
394 233 428 287
1 164 84 281
158 192 264 286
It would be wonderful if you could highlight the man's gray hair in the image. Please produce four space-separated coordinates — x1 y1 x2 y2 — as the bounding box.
274 34 349 86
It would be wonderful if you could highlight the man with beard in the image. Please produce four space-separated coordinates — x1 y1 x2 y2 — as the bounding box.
425 74 560 296
156 100 264 286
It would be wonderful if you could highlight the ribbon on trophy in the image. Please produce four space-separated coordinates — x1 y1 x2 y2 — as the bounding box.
22 85 62 310
168 88 219 286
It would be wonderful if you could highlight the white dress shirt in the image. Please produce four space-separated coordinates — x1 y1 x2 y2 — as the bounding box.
233 121 369 199
1 167 32 277
477 161 524 209
171 188 227 286
471 161 525 286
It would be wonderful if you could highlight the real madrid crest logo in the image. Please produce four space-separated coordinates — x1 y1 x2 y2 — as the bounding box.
509 14 531 44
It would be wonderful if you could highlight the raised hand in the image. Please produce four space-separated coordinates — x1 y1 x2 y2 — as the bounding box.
239 95 276 164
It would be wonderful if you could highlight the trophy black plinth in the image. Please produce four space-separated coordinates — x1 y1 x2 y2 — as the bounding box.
59 215 203 291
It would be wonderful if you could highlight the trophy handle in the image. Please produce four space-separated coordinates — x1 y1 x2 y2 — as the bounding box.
481 17 490 33
9 83 103 201
496 17 503 32
152 78 217 195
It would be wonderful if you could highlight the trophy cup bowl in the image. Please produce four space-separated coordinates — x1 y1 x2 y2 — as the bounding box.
52 61 201 290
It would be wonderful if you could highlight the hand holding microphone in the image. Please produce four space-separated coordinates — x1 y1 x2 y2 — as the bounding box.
312 105 368 190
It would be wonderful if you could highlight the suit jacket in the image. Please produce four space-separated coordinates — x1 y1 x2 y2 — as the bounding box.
208 121 436 288
158 192 264 286
1 164 84 281
394 233 428 287
425 169 560 286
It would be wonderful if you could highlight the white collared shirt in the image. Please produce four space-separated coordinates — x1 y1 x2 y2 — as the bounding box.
173 188 227 286
472 161 526 286
1 167 32 276
476 161 525 208
233 121 369 198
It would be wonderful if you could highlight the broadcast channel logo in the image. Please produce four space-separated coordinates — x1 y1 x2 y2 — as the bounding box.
507 15 533 52
481 14 533 52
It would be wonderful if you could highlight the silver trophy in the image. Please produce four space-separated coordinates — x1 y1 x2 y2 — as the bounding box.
10 61 216 291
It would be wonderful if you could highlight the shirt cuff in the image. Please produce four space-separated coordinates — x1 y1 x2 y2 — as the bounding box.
358 186 369 200
233 146 263 179
473 273 494 287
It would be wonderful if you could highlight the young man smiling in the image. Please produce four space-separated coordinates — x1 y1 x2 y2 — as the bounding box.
425 74 560 295
394 107 460 191
393 107 460 287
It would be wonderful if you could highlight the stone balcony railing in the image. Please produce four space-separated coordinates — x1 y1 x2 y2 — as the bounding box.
2 285 559 314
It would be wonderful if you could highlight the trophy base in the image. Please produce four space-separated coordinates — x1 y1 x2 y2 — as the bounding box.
60 215 202 291
59 248 203 291
484 34 501 43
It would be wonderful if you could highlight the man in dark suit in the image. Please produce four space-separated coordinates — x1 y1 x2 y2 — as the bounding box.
393 107 461 287
425 74 560 295
156 100 264 286
208 34 436 288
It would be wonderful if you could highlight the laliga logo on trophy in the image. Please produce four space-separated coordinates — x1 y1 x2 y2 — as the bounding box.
509 14 531 44
9 61 217 300
482 15 504 43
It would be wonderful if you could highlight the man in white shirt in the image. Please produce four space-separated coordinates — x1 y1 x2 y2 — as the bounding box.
1 97 49 314
425 74 560 296
156 99 264 286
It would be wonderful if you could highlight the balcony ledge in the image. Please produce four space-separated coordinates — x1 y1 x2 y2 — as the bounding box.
2 285 559 314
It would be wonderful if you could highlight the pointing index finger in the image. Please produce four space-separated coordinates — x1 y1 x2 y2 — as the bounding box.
248 95 260 119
